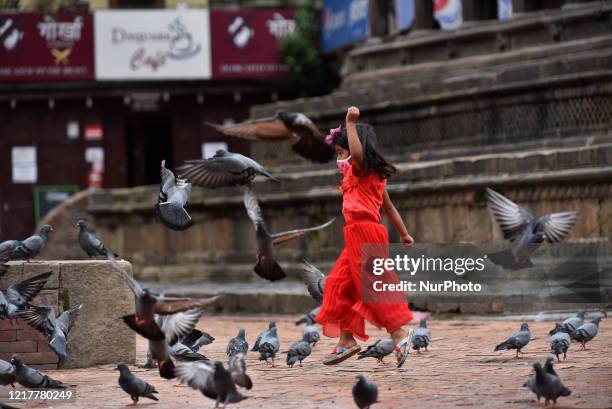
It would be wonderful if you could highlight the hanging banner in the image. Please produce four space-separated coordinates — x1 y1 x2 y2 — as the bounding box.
0 13 94 82
94 10 211 80
395 0 415 32
210 9 295 79
433 0 463 30
321 0 369 53
497 0 513 21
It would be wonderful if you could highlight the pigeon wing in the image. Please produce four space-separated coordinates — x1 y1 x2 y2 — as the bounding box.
271 218 336 245
8 271 52 304
159 160 176 202
205 120 291 141
243 186 265 229
536 212 578 243
108 257 143 296
56 304 83 335
158 308 204 346
154 295 221 315
485 188 534 241
175 361 217 398
301 260 325 302
177 157 250 188
17 305 55 339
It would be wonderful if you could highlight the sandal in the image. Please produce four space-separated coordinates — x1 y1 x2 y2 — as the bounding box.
395 329 414 368
322 345 362 365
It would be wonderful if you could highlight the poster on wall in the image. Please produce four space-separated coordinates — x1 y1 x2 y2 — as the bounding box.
395 0 415 32
433 0 463 30
210 9 295 79
0 13 94 82
497 0 513 21
321 0 369 53
94 10 211 80
11 146 37 184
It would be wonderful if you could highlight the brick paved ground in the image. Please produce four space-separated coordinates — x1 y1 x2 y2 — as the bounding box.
4 315 611 409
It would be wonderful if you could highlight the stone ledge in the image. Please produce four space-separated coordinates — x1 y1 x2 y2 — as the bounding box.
1 260 136 369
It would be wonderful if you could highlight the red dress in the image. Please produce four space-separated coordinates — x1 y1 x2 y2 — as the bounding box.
315 163 413 341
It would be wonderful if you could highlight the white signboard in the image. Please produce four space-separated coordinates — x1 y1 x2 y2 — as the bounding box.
11 146 37 183
94 10 211 80
202 142 228 159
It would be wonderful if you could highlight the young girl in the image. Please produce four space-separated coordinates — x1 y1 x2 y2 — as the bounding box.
316 106 415 367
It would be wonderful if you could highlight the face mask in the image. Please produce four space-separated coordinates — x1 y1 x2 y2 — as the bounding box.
337 155 351 174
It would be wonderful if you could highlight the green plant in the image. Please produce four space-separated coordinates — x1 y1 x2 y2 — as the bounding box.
280 1 337 96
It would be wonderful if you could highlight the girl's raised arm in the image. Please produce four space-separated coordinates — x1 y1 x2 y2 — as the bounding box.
346 106 363 171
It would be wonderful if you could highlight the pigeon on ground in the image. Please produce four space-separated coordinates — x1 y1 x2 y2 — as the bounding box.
182 329 215 352
0 359 15 387
228 353 252 390
244 186 335 281
109 259 219 343
295 306 320 326
550 326 571 362
301 260 326 302
0 271 52 320
176 360 246 407
561 310 586 333
3 225 54 261
494 322 531 358
10 354 65 389
544 356 559 377
258 327 280 367
412 319 431 352
286 335 312 367
227 329 249 358
116 363 158 405
76 220 117 259
251 321 275 352
205 111 334 163
302 324 320 346
357 338 394 364
18 304 82 363
523 361 571 406
572 317 602 349
0 247 9 277
177 150 278 189
156 160 193 231
486 188 578 269
352 375 378 409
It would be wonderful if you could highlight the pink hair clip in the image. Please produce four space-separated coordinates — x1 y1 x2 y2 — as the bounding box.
325 125 342 145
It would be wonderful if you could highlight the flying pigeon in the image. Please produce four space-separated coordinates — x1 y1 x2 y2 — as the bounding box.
523 361 571 406
205 111 334 163
168 340 208 362
76 220 117 259
486 188 578 269
357 338 394 364
18 304 82 363
0 271 52 320
0 359 15 387
295 306 320 326
352 375 379 409
301 260 326 302
285 335 312 367
3 225 54 261
182 329 215 352
302 324 320 346
550 326 571 362
228 353 252 390
251 321 275 352
571 317 602 349
11 354 65 389
244 186 335 281
411 319 431 352
156 160 194 231
227 328 249 358
494 322 531 357
148 337 177 380
177 150 278 189
175 360 246 407
116 363 158 405
258 326 280 367
109 258 219 343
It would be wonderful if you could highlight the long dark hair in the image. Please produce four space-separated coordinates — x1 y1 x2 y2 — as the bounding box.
334 123 396 179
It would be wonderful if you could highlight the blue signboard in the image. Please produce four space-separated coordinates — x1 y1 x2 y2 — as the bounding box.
321 0 369 53
395 0 415 32
497 0 513 21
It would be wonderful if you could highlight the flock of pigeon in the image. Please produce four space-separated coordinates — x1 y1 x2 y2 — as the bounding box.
0 111 601 408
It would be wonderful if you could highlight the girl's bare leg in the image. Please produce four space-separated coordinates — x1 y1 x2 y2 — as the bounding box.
390 327 408 362
336 330 358 350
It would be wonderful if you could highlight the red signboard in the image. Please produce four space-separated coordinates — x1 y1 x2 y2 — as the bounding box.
0 13 94 82
210 9 295 79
